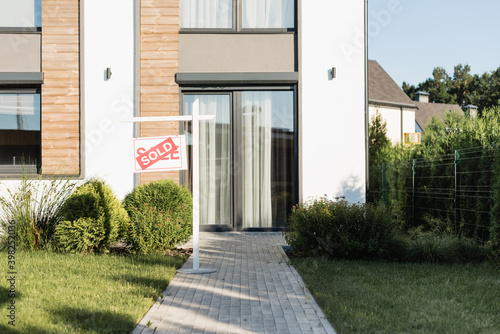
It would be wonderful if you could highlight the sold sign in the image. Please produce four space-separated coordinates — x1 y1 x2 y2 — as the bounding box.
133 135 187 172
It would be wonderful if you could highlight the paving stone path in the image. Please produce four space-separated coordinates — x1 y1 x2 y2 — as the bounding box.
132 232 336 334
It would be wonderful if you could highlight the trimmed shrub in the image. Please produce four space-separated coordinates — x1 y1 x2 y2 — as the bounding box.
54 178 129 253
123 179 193 253
53 217 106 254
284 198 396 260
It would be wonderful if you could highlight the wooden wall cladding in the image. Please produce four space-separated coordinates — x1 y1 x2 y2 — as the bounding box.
41 0 80 175
140 0 180 184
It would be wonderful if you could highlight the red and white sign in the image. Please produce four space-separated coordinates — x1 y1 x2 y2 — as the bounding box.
133 135 187 172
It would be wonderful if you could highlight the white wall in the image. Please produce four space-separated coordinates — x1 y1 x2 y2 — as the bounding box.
369 105 416 143
83 0 135 199
300 0 366 203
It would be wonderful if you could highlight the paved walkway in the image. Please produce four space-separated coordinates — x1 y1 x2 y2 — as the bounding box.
132 232 336 334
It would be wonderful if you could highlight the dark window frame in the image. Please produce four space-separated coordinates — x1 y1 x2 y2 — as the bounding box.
0 86 42 175
179 85 299 231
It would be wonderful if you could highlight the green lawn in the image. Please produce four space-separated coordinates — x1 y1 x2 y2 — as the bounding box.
292 258 500 334
0 251 186 333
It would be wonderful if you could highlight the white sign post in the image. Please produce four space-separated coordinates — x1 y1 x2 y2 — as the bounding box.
123 102 216 274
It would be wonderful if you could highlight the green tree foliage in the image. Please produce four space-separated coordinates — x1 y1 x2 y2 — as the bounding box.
370 107 500 246
369 111 391 166
402 64 500 111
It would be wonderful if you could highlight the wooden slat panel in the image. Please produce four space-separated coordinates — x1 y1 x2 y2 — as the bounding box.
141 0 179 8
41 0 80 175
140 0 180 185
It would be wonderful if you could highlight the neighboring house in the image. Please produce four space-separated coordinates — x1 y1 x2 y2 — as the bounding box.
368 60 417 143
412 91 463 133
0 0 367 231
368 60 463 143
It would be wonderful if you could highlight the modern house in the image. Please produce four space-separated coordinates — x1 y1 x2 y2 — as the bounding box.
368 60 463 143
0 0 367 231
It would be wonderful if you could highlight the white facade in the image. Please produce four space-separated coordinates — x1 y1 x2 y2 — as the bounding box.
83 0 135 199
300 0 367 203
368 105 416 143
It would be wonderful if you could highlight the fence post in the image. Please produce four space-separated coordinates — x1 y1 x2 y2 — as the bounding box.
382 162 386 204
412 159 417 228
455 150 460 235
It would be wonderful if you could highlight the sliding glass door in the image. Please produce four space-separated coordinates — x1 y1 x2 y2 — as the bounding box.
183 94 232 226
183 89 296 229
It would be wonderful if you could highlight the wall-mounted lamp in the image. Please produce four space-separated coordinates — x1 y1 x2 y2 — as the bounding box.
106 67 112 80
331 67 336 79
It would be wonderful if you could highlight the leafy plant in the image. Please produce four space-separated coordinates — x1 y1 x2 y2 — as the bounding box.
284 198 396 260
0 171 77 250
53 217 106 254
123 179 193 253
54 178 129 253
127 204 190 255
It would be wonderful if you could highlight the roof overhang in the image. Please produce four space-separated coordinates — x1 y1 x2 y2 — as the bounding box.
369 99 418 109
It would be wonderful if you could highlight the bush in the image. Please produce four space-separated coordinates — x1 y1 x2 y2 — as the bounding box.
284 198 396 260
0 172 76 250
405 231 488 264
123 179 193 254
54 178 129 253
53 218 106 254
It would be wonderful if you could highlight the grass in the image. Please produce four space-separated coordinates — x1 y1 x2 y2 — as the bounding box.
0 251 186 333
292 258 500 334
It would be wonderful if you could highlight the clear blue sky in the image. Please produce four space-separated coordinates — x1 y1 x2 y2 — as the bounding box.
368 0 500 87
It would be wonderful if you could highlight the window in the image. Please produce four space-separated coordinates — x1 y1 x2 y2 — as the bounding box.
0 0 42 29
0 89 41 173
180 0 295 31
181 0 233 29
182 89 297 229
242 0 294 29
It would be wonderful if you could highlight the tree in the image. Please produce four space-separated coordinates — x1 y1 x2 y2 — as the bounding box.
401 64 500 112
369 112 391 166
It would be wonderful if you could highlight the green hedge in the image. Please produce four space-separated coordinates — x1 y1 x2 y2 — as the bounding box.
123 179 192 254
54 178 129 253
284 198 395 260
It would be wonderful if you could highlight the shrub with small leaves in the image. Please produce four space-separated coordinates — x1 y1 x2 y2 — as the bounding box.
284 198 396 260
53 217 106 253
127 204 189 255
54 178 129 253
123 179 193 253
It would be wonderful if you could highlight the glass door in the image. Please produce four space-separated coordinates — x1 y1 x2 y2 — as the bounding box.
239 91 296 228
183 89 297 229
183 94 232 226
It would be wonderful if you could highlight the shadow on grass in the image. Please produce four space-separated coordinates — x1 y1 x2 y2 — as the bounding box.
123 253 187 268
0 286 22 307
50 306 136 334
0 323 54 334
113 274 171 293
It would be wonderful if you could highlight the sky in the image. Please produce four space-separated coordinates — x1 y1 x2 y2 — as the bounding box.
368 0 500 87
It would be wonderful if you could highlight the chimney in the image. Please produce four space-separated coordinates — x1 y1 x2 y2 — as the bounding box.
464 104 478 118
415 91 430 103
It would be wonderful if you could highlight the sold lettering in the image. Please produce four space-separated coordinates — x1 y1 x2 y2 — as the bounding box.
136 137 180 170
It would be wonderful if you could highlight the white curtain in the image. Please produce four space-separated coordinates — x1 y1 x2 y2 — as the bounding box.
187 95 231 225
242 0 294 29
242 92 273 228
181 0 232 29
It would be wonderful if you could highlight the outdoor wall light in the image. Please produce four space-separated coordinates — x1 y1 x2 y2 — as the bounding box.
106 67 112 80
331 67 336 79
